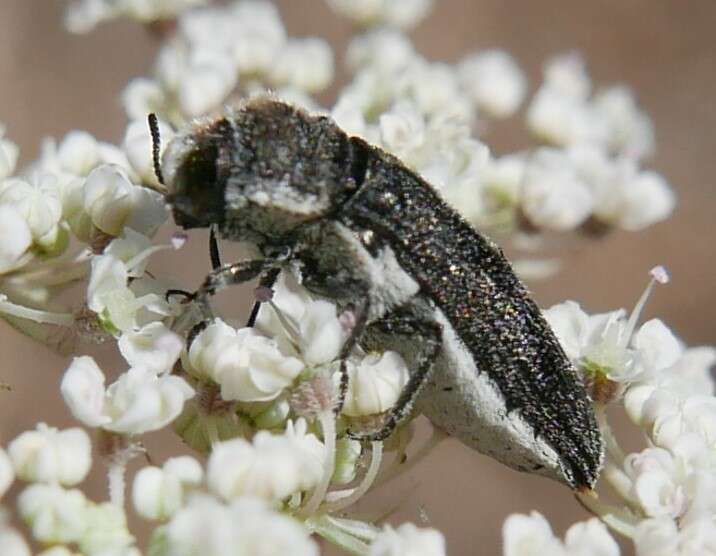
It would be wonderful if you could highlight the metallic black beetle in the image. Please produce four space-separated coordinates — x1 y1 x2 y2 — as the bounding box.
159 97 603 489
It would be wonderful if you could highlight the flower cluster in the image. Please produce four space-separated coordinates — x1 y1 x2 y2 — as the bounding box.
0 0 704 555
500 269 716 555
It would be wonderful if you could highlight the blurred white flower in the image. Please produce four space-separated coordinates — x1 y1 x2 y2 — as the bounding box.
502 511 619 556
157 43 238 118
0 173 63 245
122 78 167 121
346 29 415 74
8 423 91 486
118 322 184 375
0 517 30 556
634 516 716 556
325 0 433 29
227 0 287 76
0 126 19 179
65 0 208 33
458 50 527 118
520 148 593 231
544 53 591 99
132 456 203 521
61 356 194 434
397 61 471 121
207 419 324 502
122 118 175 187
269 38 334 93
160 495 318 556
55 130 102 176
0 448 13 499
369 523 446 556
79 502 135 556
36 548 76 556
342 351 410 417
594 167 675 231
17 483 88 544
0 204 32 273
594 86 654 159
527 87 606 147
186 319 304 402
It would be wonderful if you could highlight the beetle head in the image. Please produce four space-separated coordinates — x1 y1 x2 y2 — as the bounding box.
163 98 366 246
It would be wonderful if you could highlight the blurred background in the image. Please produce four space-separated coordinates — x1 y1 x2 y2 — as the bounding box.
1 1 714 554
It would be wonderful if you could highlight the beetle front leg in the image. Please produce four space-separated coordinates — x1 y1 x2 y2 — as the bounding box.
347 310 443 442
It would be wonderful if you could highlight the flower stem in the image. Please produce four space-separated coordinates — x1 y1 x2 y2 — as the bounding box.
323 441 383 513
0 295 74 326
301 410 336 516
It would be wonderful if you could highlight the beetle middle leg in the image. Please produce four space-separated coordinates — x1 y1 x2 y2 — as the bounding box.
347 308 443 442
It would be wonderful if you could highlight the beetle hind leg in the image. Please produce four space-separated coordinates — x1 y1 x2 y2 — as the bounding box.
347 309 442 442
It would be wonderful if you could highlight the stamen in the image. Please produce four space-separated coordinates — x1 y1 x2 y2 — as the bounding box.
620 265 669 348
0 294 74 326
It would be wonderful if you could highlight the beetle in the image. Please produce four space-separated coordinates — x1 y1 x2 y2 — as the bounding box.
155 97 604 490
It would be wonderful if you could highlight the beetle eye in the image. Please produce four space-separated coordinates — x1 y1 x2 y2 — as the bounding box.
172 143 225 228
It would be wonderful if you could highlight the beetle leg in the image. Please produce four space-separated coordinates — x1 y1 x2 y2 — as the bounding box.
334 296 371 415
347 310 442 442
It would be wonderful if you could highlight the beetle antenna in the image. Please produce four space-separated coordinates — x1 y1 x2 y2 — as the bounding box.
147 113 165 185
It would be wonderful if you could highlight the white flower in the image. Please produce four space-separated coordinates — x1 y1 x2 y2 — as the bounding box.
634 516 716 556
187 319 304 402
0 173 63 244
0 448 13 499
593 86 654 159
458 50 526 118
369 523 446 556
61 356 194 434
342 351 410 417
17 483 88 544
346 29 415 74
325 0 433 29
544 53 591 99
0 519 30 556
520 149 593 231
8 423 91 486
83 164 166 237
207 419 324 502
119 322 183 375
269 38 334 93
36 549 76 556
0 127 19 179
544 298 681 385
160 495 318 556
527 86 606 147
595 168 675 231
157 44 238 118
122 118 175 187
625 347 716 426
79 502 135 556
55 130 102 176
122 78 167 121
103 228 153 277
0 205 32 273
227 0 286 76
65 0 208 32
132 456 203 521
622 447 689 518
502 512 619 556
397 61 471 120
86 254 137 333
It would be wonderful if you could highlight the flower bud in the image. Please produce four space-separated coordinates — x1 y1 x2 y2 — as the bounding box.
18 484 88 544
132 456 203 521
8 423 91 486
342 351 410 417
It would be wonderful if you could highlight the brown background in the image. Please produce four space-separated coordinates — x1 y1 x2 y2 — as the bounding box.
1 1 715 555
